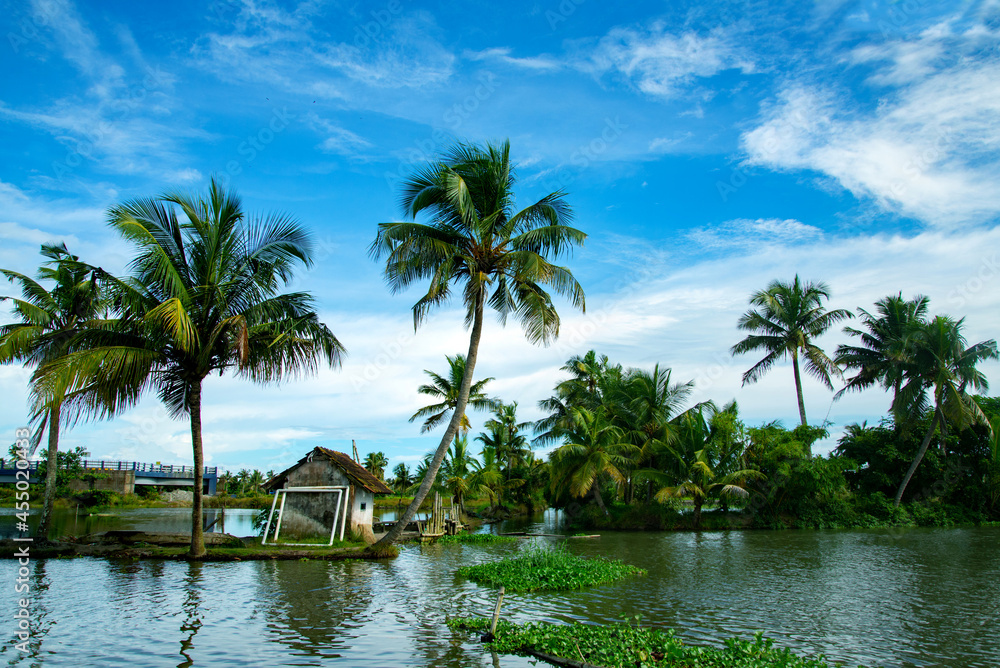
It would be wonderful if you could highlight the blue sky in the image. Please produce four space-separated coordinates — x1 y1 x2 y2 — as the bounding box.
1 0 998 474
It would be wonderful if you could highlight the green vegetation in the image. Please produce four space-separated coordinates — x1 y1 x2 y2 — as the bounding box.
456 544 644 592
1 243 104 540
370 139 586 548
436 533 516 544
449 618 846 668
25 180 345 559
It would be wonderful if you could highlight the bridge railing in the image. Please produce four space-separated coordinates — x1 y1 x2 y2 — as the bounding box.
0 459 217 475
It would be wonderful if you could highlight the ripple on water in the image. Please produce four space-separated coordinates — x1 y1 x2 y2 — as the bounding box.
0 521 998 667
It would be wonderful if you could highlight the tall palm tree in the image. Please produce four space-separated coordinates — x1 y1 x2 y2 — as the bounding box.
0 243 102 540
34 178 345 557
731 276 851 439
408 354 497 433
369 140 586 547
835 293 929 408
534 351 617 446
440 434 500 516
549 407 636 515
363 451 389 480
892 316 997 506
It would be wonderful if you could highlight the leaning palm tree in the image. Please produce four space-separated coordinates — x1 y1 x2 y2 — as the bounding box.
730 276 851 439
892 316 997 506
409 354 498 433
0 243 102 540
369 139 586 547
835 293 929 407
34 179 345 557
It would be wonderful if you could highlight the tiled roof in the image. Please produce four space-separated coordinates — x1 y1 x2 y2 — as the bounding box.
264 447 393 495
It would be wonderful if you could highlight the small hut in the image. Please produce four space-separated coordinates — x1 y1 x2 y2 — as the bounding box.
264 447 392 544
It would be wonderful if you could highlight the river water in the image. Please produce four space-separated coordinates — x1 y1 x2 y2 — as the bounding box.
1 509 997 667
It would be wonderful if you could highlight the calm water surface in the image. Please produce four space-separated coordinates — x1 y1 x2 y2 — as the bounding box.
1 510 997 667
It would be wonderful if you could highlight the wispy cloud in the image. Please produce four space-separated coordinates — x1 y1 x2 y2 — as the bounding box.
589 23 755 98
465 47 561 71
742 17 1000 227
687 218 823 250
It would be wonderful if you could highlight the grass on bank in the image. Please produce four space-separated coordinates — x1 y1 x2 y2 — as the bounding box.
436 533 517 544
449 618 853 668
456 544 644 592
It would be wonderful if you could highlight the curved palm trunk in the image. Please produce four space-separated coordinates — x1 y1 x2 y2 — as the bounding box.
37 402 61 541
894 407 942 507
374 295 485 548
791 350 808 431
189 380 206 558
692 496 703 530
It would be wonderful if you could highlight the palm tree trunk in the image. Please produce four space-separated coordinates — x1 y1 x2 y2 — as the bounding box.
894 407 941 507
791 350 808 431
592 484 609 516
374 294 485 548
693 497 702 530
37 402 61 541
189 380 207 558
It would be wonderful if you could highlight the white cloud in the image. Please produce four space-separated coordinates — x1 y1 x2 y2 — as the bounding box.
465 47 561 71
687 218 823 250
590 23 754 98
742 19 1000 227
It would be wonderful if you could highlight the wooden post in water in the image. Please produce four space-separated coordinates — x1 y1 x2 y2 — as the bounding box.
488 586 505 638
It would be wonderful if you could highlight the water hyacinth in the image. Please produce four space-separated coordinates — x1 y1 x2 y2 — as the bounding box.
456 544 644 591
449 618 849 668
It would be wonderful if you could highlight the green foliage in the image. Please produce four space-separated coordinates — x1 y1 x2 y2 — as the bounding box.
449 618 846 668
456 544 644 592
36 446 96 496
436 533 516 544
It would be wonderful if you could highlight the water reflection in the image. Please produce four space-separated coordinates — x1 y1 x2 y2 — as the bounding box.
0 511 996 667
177 563 204 668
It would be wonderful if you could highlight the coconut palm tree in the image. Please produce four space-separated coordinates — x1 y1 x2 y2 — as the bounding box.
363 451 389 480
611 365 695 503
0 243 102 540
479 401 532 473
549 407 636 515
391 462 412 493
440 434 500 516
409 354 498 433
892 316 997 506
731 276 851 439
369 140 586 547
651 404 763 529
34 178 345 557
835 293 929 408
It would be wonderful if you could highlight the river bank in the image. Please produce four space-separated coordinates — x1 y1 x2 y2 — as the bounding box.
0 533 389 562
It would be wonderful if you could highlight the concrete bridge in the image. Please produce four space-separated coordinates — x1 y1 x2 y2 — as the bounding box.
0 459 218 495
